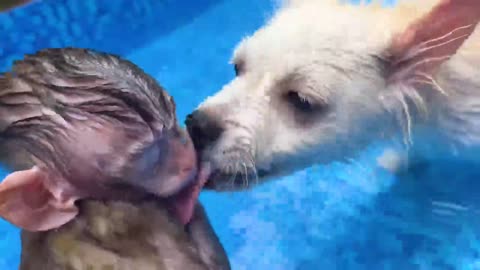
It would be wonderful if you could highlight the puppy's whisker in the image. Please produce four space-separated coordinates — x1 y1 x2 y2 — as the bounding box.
227 164 238 189
398 90 413 147
413 71 448 96
242 163 249 189
408 88 428 118
395 55 452 82
246 156 259 187
227 165 237 189
418 24 474 48
398 30 472 64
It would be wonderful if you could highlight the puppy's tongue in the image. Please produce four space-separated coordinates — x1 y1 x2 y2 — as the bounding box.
168 164 210 225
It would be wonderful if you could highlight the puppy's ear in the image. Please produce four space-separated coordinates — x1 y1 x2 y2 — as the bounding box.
386 0 480 86
0 167 80 231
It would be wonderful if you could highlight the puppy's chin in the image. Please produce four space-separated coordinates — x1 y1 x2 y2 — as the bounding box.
199 141 329 191
200 151 294 191
203 167 275 191
203 148 341 191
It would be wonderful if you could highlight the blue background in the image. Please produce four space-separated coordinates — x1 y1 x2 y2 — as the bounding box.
1 0 480 269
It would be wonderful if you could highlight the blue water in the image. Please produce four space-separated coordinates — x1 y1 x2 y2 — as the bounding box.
2 0 480 269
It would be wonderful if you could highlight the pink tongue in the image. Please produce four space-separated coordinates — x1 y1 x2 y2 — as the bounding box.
168 164 210 225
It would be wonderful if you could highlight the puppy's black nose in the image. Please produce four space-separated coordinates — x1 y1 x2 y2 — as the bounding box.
185 110 223 152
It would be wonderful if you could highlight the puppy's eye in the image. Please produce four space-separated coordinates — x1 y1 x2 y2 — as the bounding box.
285 91 323 114
233 64 239 76
234 64 241 76
233 61 244 76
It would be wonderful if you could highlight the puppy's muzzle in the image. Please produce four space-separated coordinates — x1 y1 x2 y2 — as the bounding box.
185 110 224 152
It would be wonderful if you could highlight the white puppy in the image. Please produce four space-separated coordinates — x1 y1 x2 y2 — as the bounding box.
186 0 480 190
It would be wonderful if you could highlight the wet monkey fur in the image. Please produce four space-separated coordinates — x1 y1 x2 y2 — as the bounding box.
0 48 230 270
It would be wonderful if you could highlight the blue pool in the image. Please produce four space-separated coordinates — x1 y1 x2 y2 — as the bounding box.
1 0 480 269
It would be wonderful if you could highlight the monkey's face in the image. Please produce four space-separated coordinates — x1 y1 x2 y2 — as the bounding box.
126 125 198 198
42 105 200 207
0 48 211 229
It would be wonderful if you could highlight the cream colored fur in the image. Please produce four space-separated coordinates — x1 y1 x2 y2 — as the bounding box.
195 0 480 189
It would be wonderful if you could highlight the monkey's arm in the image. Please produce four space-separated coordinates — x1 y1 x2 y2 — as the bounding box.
187 203 231 270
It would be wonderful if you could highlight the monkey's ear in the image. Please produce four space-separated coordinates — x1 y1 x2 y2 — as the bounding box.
386 0 480 86
0 166 79 231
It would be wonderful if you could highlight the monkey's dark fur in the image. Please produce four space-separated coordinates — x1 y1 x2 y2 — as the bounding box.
19 200 229 270
0 48 231 270
0 48 175 183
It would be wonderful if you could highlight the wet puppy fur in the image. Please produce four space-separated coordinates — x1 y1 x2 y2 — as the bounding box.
186 0 480 190
0 48 230 270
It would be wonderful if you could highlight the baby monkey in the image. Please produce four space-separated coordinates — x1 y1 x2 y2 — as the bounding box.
0 48 230 270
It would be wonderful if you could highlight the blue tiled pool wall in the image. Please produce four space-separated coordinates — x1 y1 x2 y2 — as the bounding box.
0 0 223 71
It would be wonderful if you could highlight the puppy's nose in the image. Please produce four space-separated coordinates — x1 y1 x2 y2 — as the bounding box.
185 110 223 152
